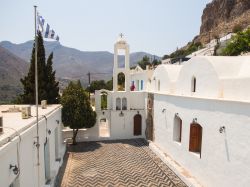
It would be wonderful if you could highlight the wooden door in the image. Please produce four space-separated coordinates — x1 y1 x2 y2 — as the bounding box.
189 123 202 153
134 114 142 136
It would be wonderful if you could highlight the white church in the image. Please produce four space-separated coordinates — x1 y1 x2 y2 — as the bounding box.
71 36 250 187
1 35 250 187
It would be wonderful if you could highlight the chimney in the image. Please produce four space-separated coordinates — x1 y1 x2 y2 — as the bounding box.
41 100 47 109
21 106 31 119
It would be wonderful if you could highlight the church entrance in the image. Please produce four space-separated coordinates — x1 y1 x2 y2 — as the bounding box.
99 118 110 137
134 114 142 136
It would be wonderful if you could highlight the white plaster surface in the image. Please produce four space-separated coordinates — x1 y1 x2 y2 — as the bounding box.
153 93 250 187
0 105 65 187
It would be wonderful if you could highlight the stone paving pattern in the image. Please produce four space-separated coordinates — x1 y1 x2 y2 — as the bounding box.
56 139 187 187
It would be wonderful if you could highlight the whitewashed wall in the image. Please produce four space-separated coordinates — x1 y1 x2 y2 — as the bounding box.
0 106 65 187
65 92 147 142
153 93 250 187
64 109 146 142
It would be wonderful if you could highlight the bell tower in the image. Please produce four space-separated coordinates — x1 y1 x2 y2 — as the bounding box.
113 34 130 92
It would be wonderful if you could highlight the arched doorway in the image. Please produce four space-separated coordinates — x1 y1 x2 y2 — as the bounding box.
189 123 202 156
173 115 182 143
99 118 110 137
134 114 142 136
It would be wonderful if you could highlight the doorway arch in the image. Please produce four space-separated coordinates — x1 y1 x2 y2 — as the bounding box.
134 114 142 136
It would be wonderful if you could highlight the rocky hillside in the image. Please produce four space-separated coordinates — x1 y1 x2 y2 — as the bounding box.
0 46 28 103
198 0 250 44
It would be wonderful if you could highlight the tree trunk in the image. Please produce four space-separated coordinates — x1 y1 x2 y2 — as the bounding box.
72 129 79 145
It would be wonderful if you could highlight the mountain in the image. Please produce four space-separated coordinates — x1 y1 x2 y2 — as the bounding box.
0 46 28 103
197 0 250 44
0 41 161 82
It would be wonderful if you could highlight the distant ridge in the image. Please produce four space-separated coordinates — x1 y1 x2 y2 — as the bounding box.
0 41 161 81
0 46 28 103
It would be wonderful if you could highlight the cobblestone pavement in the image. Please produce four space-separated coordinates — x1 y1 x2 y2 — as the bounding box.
56 139 188 187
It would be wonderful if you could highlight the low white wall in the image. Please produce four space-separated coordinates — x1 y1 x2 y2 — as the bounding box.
0 106 65 187
153 93 250 187
64 109 146 142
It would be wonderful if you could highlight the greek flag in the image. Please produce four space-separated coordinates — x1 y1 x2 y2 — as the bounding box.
37 12 60 41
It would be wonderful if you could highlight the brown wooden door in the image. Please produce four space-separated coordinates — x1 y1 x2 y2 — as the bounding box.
189 123 202 153
134 114 142 136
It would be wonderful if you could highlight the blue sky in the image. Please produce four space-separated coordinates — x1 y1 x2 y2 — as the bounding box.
0 0 211 57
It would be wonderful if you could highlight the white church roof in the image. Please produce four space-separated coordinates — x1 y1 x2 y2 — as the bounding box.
190 56 250 79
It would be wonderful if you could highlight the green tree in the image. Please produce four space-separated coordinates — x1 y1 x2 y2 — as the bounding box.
46 52 60 104
87 80 106 93
167 42 202 59
19 31 47 104
162 54 170 60
61 81 96 145
138 55 151 70
152 59 161 66
105 78 113 90
222 28 250 56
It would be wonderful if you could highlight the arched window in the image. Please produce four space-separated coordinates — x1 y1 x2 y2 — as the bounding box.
173 115 182 143
136 80 139 91
117 72 125 91
100 91 108 110
189 123 202 156
122 97 127 110
191 76 196 92
116 97 121 110
141 80 144 90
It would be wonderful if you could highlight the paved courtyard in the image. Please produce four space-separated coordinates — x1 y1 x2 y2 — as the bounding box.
56 139 187 187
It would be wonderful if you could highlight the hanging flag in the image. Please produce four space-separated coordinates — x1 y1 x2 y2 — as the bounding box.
37 13 45 32
44 24 50 38
48 29 55 39
36 12 60 41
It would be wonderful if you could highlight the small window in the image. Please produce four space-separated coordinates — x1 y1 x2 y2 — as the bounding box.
158 80 160 91
141 80 144 90
191 76 196 92
122 97 127 110
100 118 106 122
136 80 139 91
189 123 202 157
101 92 108 110
130 81 135 91
173 115 182 143
116 98 121 110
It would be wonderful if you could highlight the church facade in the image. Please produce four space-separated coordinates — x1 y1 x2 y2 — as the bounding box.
74 37 250 186
150 56 250 187
72 36 147 142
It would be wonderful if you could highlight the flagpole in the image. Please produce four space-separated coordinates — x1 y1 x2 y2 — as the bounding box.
34 5 40 187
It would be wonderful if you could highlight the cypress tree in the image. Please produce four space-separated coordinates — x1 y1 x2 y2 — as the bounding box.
46 52 60 104
19 31 59 104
